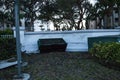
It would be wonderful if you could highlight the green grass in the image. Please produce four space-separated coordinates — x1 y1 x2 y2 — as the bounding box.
0 52 120 80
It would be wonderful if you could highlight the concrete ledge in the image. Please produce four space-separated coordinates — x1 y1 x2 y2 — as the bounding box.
24 29 120 35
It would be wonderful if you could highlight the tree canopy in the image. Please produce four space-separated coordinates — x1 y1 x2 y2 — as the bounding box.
0 0 120 31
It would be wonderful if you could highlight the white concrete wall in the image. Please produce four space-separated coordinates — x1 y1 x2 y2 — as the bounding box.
13 27 120 53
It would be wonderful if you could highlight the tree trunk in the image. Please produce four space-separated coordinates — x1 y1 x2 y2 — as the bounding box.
80 21 84 29
95 18 97 29
3 19 6 30
85 19 88 29
77 20 80 30
99 18 103 29
47 21 50 31
112 10 115 28
30 21 34 31
118 6 120 26
30 13 35 31
104 15 107 29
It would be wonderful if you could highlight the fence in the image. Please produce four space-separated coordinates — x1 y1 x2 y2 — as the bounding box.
13 27 120 53
0 35 14 38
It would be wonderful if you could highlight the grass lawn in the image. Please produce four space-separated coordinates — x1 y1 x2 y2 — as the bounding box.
0 52 120 80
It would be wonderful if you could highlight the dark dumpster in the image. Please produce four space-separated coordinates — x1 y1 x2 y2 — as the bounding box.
38 38 67 53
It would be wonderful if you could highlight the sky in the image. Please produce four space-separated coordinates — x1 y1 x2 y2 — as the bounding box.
89 0 97 5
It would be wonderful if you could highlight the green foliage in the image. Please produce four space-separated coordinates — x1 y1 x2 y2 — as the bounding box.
39 0 58 21
0 38 16 60
0 29 13 35
90 42 120 64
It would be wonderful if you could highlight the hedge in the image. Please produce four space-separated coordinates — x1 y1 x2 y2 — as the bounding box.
90 42 120 63
0 29 13 35
0 38 16 60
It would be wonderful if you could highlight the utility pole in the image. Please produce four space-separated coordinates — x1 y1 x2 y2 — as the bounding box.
14 0 22 78
14 0 30 79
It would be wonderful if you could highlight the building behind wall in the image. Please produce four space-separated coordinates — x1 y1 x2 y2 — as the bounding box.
104 5 120 29
88 5 120 29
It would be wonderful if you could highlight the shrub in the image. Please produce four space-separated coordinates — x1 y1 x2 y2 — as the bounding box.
89 42 120 64
0 29 13 35
0 38 16 60
0 29 14 38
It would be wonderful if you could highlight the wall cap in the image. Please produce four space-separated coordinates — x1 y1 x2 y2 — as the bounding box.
25 29 120 35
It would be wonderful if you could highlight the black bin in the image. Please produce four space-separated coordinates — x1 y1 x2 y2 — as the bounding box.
38 38 67 53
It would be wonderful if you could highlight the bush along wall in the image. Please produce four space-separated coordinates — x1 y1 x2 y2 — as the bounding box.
0 38 16 60
89 42 120 70
0 29 13 35
0 29 14 38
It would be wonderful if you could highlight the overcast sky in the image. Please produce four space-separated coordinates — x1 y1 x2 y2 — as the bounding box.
89 0 97 5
